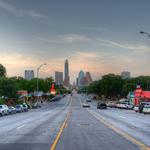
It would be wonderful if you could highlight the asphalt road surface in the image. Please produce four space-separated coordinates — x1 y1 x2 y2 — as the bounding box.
0 94 150 150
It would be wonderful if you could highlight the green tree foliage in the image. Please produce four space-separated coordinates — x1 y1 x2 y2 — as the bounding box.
0 64 6 77
9 76 28 91
0 76 55 99
122 83 136 96
0 77 17 98
100 74 123 97
86 74 150 98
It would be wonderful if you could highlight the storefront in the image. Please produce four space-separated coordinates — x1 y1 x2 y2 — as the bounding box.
134 85 150 105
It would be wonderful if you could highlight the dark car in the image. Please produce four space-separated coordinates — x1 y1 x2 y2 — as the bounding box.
139 102 150 113
51 95 62 101
86 98 92 102
97 102 107 109
8 106 16 114
139 102 145 113
22 104 28 112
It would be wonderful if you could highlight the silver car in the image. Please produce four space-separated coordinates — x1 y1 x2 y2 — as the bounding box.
15 105 24 113
0 105 9 116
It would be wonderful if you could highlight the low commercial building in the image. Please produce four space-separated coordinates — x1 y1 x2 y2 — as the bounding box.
24 70 34 80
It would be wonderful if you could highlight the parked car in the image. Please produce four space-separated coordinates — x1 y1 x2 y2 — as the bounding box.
32 102 41 109
0 105 9 116
117 102 130 109
86 98 91 102
8 106 16 114
51 95 62 101
126 104 134 110
134 105 139 112
97 102 107 109
139 102 150 113
107 102 117 108
22 104 28 112
15 105 24 113
82 103 90 108
143 104 150 114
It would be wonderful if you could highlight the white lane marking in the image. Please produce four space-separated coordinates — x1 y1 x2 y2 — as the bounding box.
119 116 127 119
16 124 26 130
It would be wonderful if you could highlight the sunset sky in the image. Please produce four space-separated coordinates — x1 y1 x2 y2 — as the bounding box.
0 0 150 83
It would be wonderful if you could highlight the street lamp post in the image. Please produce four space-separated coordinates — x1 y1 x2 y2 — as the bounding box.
139 31 150 90
147 80 149 90
139 31 150 38
36 63 46 95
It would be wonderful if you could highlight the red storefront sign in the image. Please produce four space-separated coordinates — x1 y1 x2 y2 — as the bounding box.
17 90 28 95
134 86 150 105
50 83 56 95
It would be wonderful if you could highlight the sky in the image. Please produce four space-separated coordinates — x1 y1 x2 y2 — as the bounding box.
0 0 150 83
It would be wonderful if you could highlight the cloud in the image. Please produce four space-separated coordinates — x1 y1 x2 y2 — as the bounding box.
0 52 65 78
0 1 46 18
0 53 38 68
73 51 98 58
99 39 150 53
69 51 100 72
35 34 91 44
96 27 109 32
79 26 109 33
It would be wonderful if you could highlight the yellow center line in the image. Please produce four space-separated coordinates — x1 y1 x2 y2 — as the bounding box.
50 112 71 150
50 95 72 150
87 109 150 150
65 123 68 128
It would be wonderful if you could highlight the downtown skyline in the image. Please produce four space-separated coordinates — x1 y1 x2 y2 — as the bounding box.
0 0 150 82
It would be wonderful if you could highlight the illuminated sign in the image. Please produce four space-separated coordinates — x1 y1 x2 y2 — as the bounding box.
50 83 56 95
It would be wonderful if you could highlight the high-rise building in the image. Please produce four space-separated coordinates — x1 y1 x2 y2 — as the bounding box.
121 71 131 79
86 72 92 85
81 76 88 86
77 71 93 88
24 70 34 80
55 71 63 85
64 59 70 87
78 70 84 87
76 77 79 87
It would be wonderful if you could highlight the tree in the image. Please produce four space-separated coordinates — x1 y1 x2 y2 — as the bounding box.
0 64 6 77
87 80 102 95
0 77 17 98
122 83 136 96
100 74 123 98
9 76 27 91
86 74 123 99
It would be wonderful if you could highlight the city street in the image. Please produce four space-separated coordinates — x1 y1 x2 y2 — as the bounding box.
1 1 150 150
0 94 150 150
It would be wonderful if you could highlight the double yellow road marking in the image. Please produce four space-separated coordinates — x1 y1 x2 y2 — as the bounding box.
50 111 71 150
50 95 72 150
87 109 150 150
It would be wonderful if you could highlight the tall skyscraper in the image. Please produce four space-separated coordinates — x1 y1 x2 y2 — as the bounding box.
55 71 63 85
86 72 92 85
64 59 70 87
24 70 34 80
78 70 84 87
77 71 93 88
76 77 79 87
